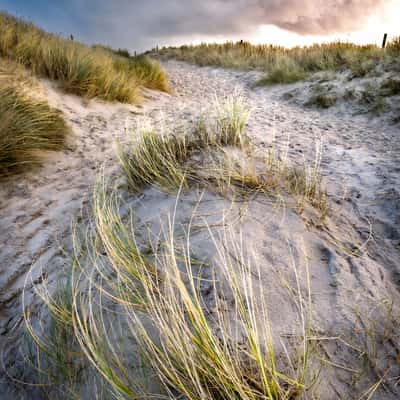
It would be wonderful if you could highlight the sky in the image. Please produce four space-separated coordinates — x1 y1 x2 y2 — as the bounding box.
1 1 399 52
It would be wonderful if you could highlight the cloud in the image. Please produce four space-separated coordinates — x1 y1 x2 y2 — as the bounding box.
6 0 388 51
74 0 386 49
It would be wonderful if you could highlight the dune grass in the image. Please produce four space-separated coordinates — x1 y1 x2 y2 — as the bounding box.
119 94 327 214
72 183 314 399
305 85 337 109
196 93 251 147
20 94 328 398
0 60 68 177
119 130 190 193
0 12 168 103
155 38 400 85
119 93 252 193
23 177 315 399
256 63 308 85
23 278 81 394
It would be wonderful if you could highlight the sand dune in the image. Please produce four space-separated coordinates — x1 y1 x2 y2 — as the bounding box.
1 61 399 399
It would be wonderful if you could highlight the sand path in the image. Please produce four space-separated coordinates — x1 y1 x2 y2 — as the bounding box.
1 60 399 398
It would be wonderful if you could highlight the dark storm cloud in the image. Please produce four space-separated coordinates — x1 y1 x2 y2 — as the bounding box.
1 0 386 50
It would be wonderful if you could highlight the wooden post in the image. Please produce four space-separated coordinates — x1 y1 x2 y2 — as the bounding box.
382 33 388 49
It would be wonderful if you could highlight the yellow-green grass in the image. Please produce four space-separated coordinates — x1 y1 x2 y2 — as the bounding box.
22 95 325 399
68 183 314 399
155 38 400 85
23 176 315 399
104 47 169 92
0 61 68 177
119 94 326 213
119 93 252 193
0 12 169 103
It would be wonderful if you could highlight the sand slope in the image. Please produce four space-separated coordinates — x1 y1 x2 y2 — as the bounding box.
1 61 400 399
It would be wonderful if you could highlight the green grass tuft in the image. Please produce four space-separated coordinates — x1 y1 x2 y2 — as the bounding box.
305 86 337 109
120 94 252 193
119 131 189 193
256 62 308 86
119 94 327 214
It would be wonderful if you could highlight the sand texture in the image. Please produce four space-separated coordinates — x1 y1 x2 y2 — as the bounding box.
1 61 400 399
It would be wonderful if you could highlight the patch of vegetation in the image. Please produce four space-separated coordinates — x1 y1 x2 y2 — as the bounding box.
196 93 251 146
380 78 400 96
357 83 389 115
348 58 376 78
119 94 251 193
393 111 400 125
0 61 68 177
68 187 316 399
307 93 337 108
155 38 400 85
305 85 337 109
0 12 168 103
256 62 308 85
98 45 169 92
24 279 81 394
120 94 327 214
343 88 356 101
21 95 331 399
369 97 389 115
119 131 190 193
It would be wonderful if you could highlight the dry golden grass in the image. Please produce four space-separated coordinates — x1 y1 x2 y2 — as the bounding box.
0 12 168 103
0 59 68 177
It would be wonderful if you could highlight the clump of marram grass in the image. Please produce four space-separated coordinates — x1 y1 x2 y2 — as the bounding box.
118 130 190 193
61 180 315 400
357 83 390 116
305 85 337 109
119 94 326 214
0 12 168 103
197 145 327 215
22 277 84 397
196 92 251 147
119 93 252 193
0 64 68 176
256 61 308 86
380 78 400 96
113 54 169 92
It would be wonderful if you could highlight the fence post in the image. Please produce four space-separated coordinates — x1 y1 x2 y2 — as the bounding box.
382 33 388 49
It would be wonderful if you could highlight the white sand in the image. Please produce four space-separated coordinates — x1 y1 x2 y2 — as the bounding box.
1 61 399 399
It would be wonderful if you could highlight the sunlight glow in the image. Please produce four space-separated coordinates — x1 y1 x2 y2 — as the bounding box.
170 1 400 49
253 1 400 47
